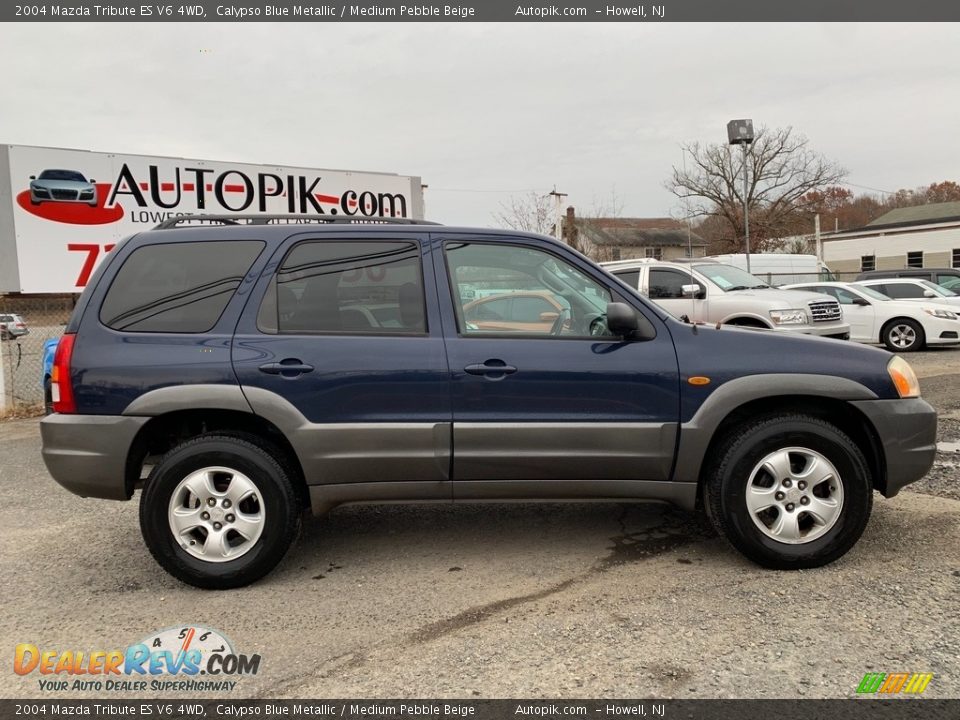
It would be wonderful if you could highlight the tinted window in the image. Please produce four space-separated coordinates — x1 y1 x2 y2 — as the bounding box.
259 241 425 335
39 169 86 182
648 269 689 299
612 270 640 289
883 283 925 299
100 240 264 332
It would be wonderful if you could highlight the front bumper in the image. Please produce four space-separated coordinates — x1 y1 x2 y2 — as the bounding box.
799 323 850 339
767 323 850 339
40 414 148 500
851 397 938 497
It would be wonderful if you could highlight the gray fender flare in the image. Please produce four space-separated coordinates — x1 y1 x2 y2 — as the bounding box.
673 374 878 484
122 384 253 416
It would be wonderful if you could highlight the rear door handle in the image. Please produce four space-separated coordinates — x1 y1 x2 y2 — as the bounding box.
258 359 315 377
464 360 518 377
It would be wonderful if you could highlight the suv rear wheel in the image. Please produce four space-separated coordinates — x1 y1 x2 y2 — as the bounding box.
139 434 300 589
705 414 872 570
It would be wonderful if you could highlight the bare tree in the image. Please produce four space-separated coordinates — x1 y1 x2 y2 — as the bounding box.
784 236 816 254
491 191 556 235
669 127 847 252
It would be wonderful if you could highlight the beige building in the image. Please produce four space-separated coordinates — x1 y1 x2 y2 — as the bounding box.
822 201 960 276
560 207 707 263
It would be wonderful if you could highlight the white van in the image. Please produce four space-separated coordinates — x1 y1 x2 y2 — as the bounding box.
706 254 834 286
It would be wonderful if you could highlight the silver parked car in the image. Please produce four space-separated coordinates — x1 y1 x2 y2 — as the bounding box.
0 313 29 341
29 169 97 207
602 259 851 338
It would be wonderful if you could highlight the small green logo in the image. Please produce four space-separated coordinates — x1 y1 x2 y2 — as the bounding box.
857 672 933 694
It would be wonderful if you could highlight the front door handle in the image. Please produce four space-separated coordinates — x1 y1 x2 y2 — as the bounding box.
258 359 315 377
464 360 518 378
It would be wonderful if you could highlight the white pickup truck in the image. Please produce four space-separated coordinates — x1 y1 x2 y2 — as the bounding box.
601 258 850 339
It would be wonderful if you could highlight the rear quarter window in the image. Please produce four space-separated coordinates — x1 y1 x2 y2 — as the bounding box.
99 240 264 332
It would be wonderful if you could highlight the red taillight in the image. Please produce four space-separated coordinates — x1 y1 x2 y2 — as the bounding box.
51 333 77 414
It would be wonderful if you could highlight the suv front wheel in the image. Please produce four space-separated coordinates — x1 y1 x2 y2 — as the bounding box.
705 414 873 570
140 434 301 589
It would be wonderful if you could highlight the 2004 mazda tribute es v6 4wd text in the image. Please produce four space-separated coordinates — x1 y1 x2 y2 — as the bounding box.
40 215 937 588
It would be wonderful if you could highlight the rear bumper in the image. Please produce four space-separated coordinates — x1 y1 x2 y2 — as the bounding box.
851 398 938 497
40 414 148 500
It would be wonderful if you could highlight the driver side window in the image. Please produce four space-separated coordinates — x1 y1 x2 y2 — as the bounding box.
445 242 612 338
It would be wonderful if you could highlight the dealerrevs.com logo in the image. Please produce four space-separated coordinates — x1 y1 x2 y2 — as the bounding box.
16 161 411 226
13 625 260 692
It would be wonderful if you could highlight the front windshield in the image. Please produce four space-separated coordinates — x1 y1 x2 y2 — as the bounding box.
39 169 86 182
920 280 958 297
694 263 769 291
856 285 890 301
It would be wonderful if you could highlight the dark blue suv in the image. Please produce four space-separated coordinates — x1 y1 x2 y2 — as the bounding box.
40 216 937 588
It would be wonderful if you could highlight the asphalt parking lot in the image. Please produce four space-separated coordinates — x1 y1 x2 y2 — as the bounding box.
1 349 958 700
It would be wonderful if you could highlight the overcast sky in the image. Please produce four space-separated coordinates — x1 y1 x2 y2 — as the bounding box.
1 23 957 227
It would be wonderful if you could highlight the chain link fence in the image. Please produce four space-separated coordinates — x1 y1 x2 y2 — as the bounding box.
0 295 74 413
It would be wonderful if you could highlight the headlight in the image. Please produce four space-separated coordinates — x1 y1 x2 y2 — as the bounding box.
923 308 958 320
888 356 920 398
769 309 808 325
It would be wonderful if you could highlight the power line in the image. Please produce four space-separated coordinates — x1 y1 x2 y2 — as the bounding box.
841 181 897 195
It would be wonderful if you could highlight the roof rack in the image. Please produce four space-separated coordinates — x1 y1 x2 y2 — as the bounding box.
153 214 440 230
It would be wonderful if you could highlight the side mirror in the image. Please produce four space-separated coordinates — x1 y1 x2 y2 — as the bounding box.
539 311 560 323
923 290 937 298
29 175 36 180
89 179 96 183
682 283 706 300
606 302 639 337
852 297 870 306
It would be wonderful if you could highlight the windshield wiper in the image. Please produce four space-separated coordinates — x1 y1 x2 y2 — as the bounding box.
750 284 770 289
726 285 750 291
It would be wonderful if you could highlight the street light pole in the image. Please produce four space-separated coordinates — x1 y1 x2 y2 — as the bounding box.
742 142 750 273
726 119 755 274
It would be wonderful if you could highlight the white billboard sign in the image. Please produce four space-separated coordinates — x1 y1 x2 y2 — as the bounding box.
0 145 424 293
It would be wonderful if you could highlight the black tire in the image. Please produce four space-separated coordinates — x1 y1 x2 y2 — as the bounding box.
139 434 301 589
882 318 925 352
705 414 873 570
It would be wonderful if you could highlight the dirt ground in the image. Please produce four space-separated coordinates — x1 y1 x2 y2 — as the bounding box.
0 349 957 699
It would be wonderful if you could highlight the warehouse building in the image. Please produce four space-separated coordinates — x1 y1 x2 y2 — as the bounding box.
822 201 960 275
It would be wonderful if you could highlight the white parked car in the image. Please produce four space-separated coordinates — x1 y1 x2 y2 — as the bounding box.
601 259 850 338
785 281 960 352
855 278 960 307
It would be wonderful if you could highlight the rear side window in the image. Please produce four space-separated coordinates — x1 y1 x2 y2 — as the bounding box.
100 240 264 332
884 283 924 299
257 241 426 335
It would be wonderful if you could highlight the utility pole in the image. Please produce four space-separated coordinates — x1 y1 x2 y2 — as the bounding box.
741 142 750 272
548 187 568 243
815 213 822 263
